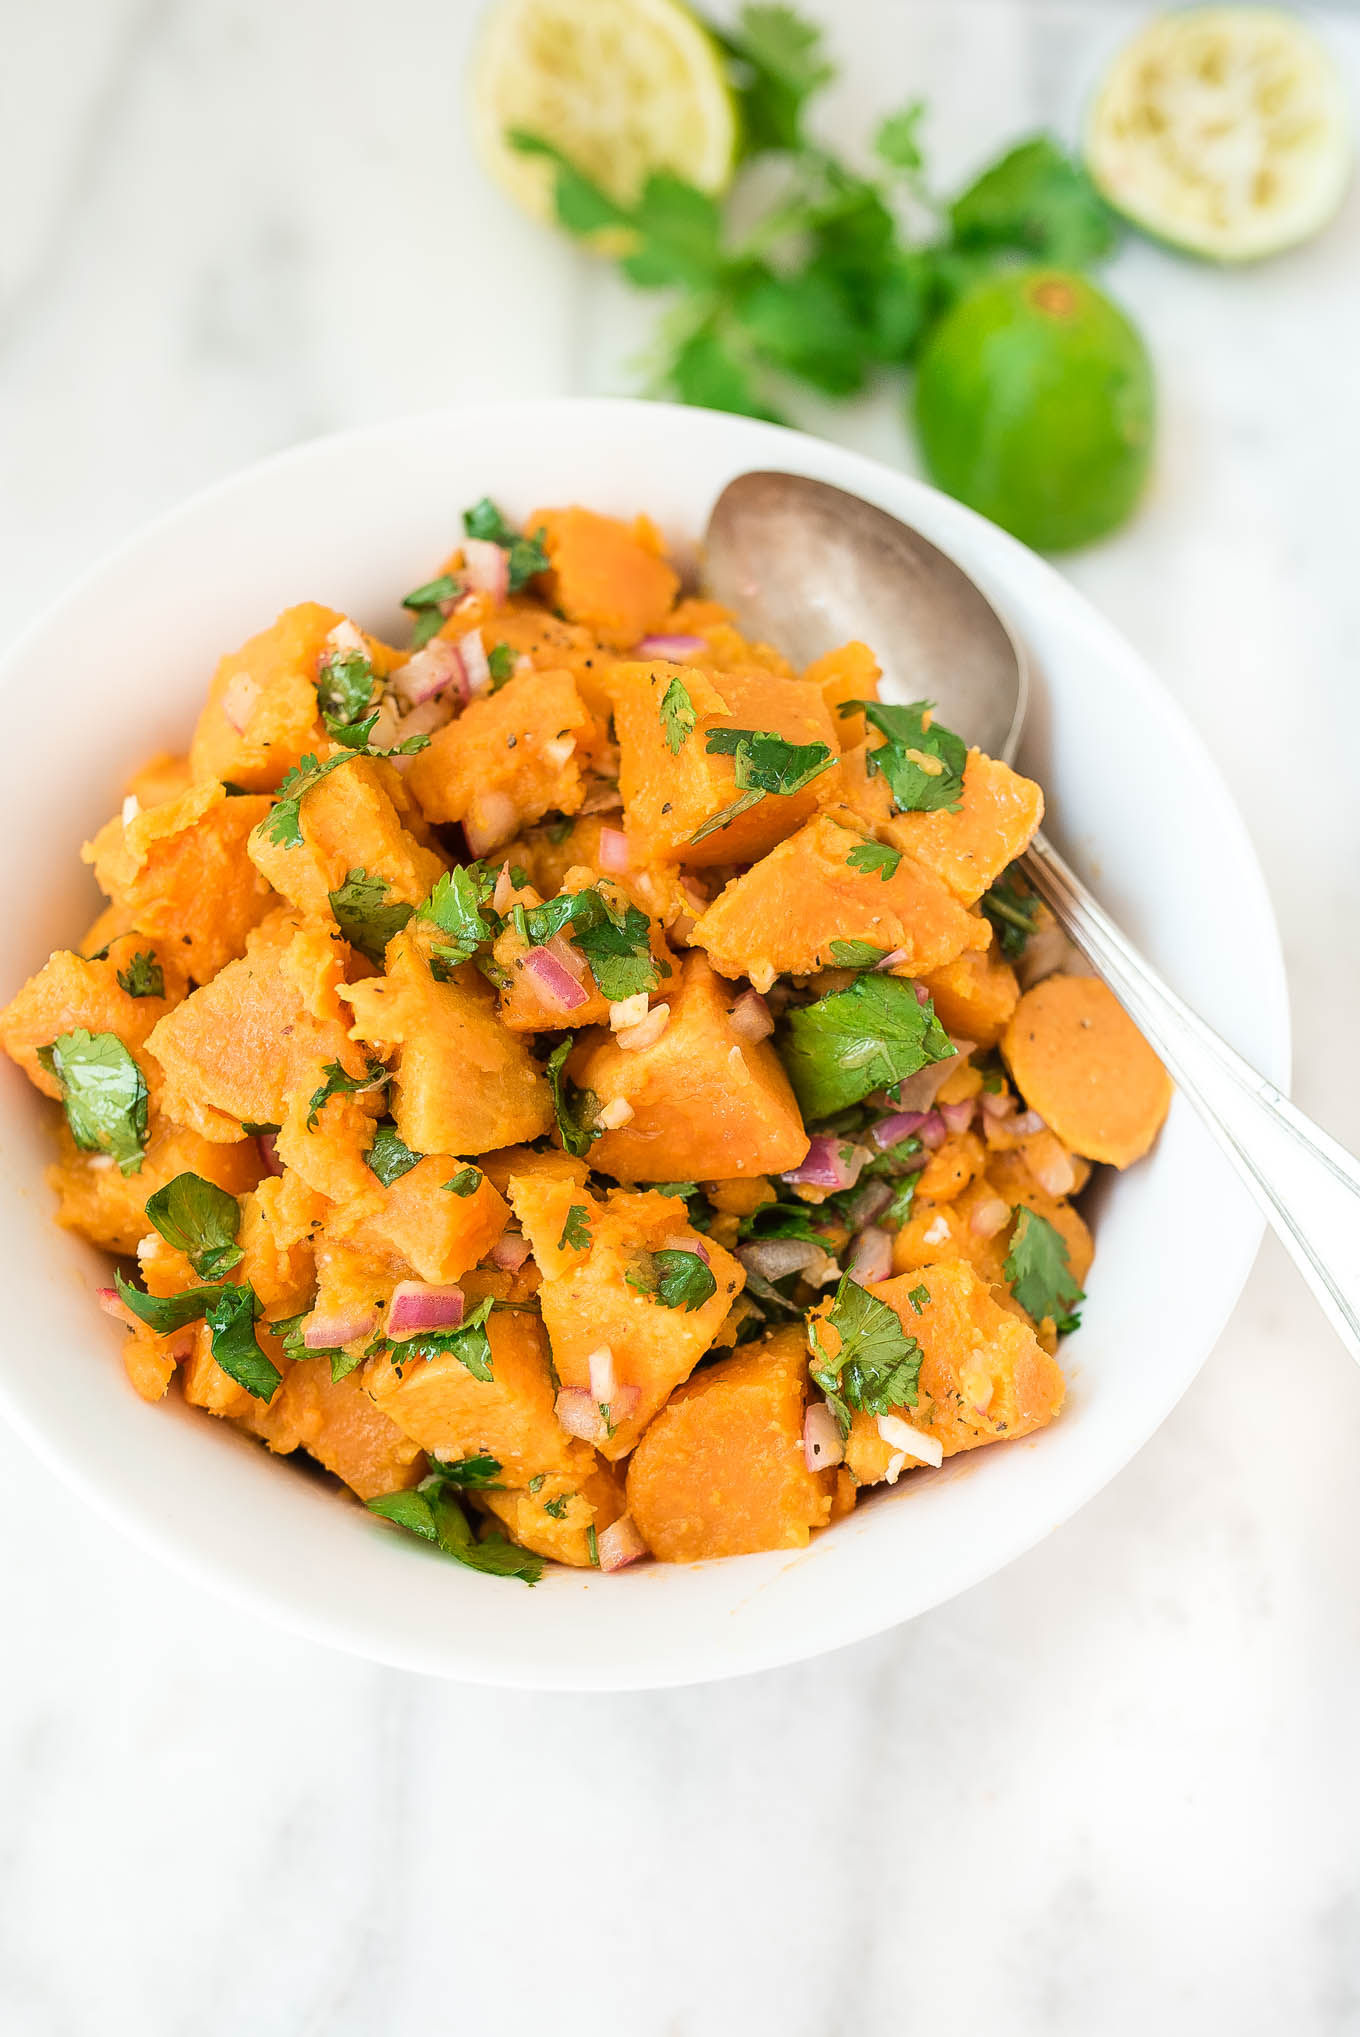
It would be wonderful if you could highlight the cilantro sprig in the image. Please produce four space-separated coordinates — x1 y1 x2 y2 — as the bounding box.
39 1030 148 1176
779 973 954 1120
113 1271 280 1400
693 727 835 843
516 885 658 1003
328 869 415 964
116 952 164 999
843 699 967 814
1004 1206 1085 1331
261 738 430 852
808 1273 923 1435
366 1478 541 1584
845 841 901 882
144 1172 243 1279
544 1036 600 1158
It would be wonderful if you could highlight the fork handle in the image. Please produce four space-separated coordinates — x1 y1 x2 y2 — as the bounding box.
1022 828 1360 1362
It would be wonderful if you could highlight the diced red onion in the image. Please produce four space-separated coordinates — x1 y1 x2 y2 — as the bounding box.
462 538 509 602
616 1002 670 1051
304 1304 376 1349
521 942 590 1012
392 637 465 708
96 1286 142 1331
737 1237 836 1285
844 1177 892 1228
980 1087 1017 1120
729 989 774 1043
597 1515 648 1571
939 1098 976 1136
491 1229 530 1272
1017 919 1077 990
888 1043 973 1115
463 789 519 857
386 1281 465 1340
872 1110 929 1148
1011 1109 1047 1136
918 1110 947 1150
662 1234 710 1265
222 671 261 734
459 627 492 696
803 1400 845 1471
1030 1147 1077 1197
633 634 708 659
848 1225 893 1286
782 1135 870 1192
555 1384 640 1441
587 1345 616 1402
256 1132 284 1177
873 947 910 973
597 826 630 874
970 1195 1011 1240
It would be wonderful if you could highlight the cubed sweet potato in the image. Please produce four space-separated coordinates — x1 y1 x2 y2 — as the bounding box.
236 1173 328 1317
256 1360 426 1501
327 1155 509 1283
915 1129 987 1203
478 1459 626 1569
248 752 446 928
126 752 192 808
569 952 809 1182
919 938 1019 1049
527 506 679 649
0 934 186 1101
985 1149 1094 1288
609 660 839 868
884 751 1044 906
890 1177 1013 1287
626 1326 833 1561
691 814 989 991
803 641 880 749
828 1260 1065 1485
339 929 552 1155
189 602 338 791
404 667 595 847
509 1173 743 1459
1002 975 1172 1167
664 598 794 678
84 781 276 984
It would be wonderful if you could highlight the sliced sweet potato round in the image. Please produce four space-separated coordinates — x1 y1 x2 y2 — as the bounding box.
1002 974 1171 1167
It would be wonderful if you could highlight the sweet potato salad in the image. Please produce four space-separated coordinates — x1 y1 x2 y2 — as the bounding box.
0 500 1172 1582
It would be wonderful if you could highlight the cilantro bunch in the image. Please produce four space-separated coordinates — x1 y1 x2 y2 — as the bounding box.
509 5 1118 425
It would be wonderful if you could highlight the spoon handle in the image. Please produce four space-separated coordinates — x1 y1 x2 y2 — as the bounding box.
1023 828 1360 1362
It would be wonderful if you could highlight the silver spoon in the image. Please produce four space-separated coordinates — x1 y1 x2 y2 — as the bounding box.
706 470 1360 1362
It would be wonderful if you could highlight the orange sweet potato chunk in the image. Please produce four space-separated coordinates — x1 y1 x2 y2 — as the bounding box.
0 934 186 1099
492 873 674 1035
46 1117 263 1256
126 752 192 808
891 1177 1013 1286
826 1261 1065 1486
404 667 595 846
257 1361 426 1501
1002 975 1172 1167
527 506 679 649
248 753 446 927
147 911 367 1136
915 1128 987 1203
665 598 795 678
884 751 1044 906
569 952 809 1182
236 1173 327 1317
626 1327 833 1562
609 660 839 868
327 1155 509 1283
479 1459 626 1568
340 929 553 1155
986 1149 1094 1288
189 602 339 791
509 1174 744 1460
691 814 989 991
364 1306 590 1486
84 781 276 984
919 938 1019 1050
803 641 880 749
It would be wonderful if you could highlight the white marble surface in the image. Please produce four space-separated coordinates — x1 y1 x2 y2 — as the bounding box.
3 1 1360 2030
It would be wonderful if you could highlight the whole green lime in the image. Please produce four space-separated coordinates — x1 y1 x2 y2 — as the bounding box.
914 268 1155 552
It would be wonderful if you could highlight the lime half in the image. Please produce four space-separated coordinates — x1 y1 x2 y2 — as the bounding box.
1085 7 1352 262
473 0 737 224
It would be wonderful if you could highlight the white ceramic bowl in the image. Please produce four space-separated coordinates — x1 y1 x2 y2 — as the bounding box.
0 399 1288 1689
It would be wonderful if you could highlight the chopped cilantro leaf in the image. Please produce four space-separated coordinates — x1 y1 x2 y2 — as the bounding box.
808 1273 923 1434
403 572 461 650
113 1270 219 1334
306 1058 388 1131
586 1524 600 1568
443 1166 482 1197
845 840 901 882
366 1480 541 1584
366 1120 422 1186
543 1494 569 1519
38 1029 148 1176
488 641 517 686
779 972 954 1120
544 1036 600 1158
261 739 429 851
883 1175 919 1230
316 646 375 733
558 1203 592 1252
419 865 498 968
738 1198 819 1242
328 868 415 965
116 952 164 999
829 939 888 968
143 1172 243 1279
425 1452 503 1490
1004 1206 1084 1330
462 497 549 590
653 1248 718 1311
660 675 697 755
843 699 966 814
907 1282 930 1313
980 866 1040 960
204 1282 281 1401
694 726 835 843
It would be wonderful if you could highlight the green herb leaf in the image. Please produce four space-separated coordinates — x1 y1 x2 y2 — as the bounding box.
38 1030 148 1175
425 1452 503 1490
779 973 954 1120
403 572 461 649
558 1203 592 1252
261 739 430 851
693 726 835 843
443 1166 482 1197
980 866 1040 960
545 1036 600 1158
847 699 967 814
883 1175 919 1230
306 1058 388 1131
651 1248 718 1311
366 1481 541 1584
666 322 785 423
144 1172 243 1279
828 939 888 968
808 1273 923 1434
366 1120 423 1186
1004 1206 1085 1330
461 496 549 590
488 641 517 686
328 868 415 965
113 1269 218 1333
316 646 376 731
204 1282 281 1401
875 101 927 174
715 3 834 155
660 675 697 754
586 1523 600 1568
951 135 1116 269
567 893 657 1003
543 1494 569 1519
737 1197 820 1242
419 864 498 968
380 1294 497 1382
846 840 901 882
115 952 164 999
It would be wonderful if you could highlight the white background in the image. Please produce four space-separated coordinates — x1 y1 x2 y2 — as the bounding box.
3 3 1360 2031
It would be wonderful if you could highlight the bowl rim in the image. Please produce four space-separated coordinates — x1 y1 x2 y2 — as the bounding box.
0 396 1291 1687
